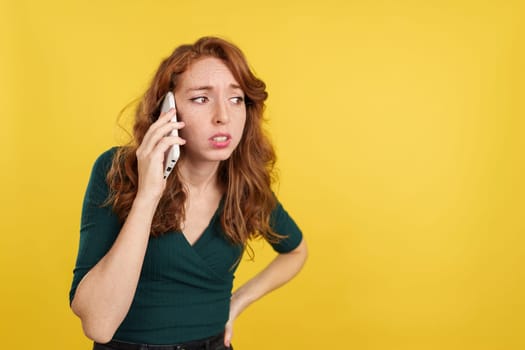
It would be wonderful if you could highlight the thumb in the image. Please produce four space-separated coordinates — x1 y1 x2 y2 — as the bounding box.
224 322 233 347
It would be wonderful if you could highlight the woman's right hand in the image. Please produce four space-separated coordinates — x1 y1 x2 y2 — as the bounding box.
135 108 185 202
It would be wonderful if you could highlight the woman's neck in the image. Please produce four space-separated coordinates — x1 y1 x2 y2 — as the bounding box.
177 158 221 196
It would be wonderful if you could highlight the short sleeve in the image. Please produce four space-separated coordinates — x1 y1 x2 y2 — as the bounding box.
69 147 121 305
268 201 303 253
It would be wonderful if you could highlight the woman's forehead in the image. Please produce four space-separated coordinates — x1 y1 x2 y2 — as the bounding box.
178 57 240 90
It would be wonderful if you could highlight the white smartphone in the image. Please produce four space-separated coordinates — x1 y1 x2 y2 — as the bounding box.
160 91 180 179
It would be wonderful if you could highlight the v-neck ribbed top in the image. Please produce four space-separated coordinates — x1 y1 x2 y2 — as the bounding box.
69 148 303 344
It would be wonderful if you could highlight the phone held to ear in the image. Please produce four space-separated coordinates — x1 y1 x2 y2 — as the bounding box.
160 92 180 179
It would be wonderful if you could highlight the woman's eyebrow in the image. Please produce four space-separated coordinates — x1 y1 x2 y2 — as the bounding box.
186 85 212 93
185 83 242 93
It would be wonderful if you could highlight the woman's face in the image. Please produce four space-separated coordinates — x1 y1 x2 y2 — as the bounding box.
174 57 246 164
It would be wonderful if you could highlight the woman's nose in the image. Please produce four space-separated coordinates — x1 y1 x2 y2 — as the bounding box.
213 100 230 124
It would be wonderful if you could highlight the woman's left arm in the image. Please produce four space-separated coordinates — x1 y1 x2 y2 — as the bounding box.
224 238 308 347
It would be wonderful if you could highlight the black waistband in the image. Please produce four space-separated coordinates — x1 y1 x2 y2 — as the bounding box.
94 331 225 350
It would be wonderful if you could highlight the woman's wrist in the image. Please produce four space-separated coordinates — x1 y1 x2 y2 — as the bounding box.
230 287 255 320
132 192 161 218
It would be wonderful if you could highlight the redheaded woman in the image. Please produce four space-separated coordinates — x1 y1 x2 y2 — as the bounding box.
70 36 307 350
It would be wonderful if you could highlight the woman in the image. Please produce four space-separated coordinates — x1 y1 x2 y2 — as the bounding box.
70 36 307 350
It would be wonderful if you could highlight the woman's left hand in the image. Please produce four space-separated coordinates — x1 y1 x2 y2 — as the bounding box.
224 291 247 347
224 317 234 348
223 239 308 347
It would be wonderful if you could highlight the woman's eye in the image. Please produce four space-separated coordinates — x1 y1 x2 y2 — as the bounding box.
191 96 208 104
231 96 244 104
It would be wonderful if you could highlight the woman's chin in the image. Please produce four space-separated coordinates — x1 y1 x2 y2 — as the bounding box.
183 149 235 164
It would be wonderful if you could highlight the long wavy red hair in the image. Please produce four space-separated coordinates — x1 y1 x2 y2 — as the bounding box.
105 36 283 248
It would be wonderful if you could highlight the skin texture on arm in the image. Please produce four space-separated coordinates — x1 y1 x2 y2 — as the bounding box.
224 238 308 347
70 111 185 344
71 196 158 343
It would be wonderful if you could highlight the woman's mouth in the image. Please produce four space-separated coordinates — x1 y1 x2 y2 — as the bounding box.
209 133 232 148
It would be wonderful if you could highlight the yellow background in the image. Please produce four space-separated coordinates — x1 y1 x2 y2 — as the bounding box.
1 0 524 349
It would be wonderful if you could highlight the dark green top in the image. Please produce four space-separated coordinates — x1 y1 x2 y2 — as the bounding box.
69 147 303 344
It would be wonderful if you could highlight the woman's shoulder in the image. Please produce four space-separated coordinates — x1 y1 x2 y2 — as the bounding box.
92 146 126 168
97 146 120 161
89 146 126 178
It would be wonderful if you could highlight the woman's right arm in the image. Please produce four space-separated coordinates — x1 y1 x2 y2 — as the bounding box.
70 109 184 344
